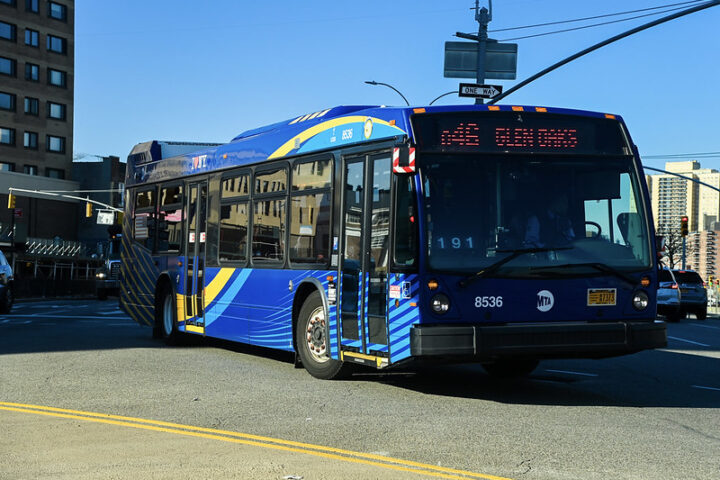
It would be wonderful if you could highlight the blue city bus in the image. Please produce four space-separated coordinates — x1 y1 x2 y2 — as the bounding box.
120 104 667 379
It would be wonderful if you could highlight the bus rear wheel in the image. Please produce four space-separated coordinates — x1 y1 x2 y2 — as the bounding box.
156 287 180 345
482 359 539 379
296 291 350 380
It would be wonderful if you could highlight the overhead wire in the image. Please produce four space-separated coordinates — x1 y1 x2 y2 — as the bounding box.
488 0 703 33
497 5 693 41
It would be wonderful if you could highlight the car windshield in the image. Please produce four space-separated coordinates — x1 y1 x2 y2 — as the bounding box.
421 155 651 276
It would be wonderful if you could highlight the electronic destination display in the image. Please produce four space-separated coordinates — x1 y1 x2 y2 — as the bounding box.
412 112 629 155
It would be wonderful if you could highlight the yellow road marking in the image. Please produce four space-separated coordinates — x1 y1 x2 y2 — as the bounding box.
0 401 513 480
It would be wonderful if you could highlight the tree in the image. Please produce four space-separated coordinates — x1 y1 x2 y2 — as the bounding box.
657 224 695 269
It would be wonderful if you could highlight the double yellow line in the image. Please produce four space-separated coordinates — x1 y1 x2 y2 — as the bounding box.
0 401 513 480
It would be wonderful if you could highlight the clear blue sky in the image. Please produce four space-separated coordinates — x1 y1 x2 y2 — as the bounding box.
74 0 720 172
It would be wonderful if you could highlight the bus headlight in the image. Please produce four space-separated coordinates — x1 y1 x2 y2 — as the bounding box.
632 291 649 311
430 293 450 314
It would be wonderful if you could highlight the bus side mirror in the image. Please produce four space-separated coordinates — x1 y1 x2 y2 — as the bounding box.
392 147 416 174
655 235 666 259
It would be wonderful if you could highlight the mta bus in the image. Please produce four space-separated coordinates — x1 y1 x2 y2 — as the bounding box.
120 104 667 379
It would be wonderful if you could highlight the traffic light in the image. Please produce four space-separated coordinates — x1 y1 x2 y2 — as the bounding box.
7 193 15 209
85 201 93 218
680 216 689 236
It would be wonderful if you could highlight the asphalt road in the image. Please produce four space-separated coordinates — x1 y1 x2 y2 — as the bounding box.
1 299 719 480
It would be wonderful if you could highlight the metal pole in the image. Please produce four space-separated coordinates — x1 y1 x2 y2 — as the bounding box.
682 236 687 269
475 4 490 105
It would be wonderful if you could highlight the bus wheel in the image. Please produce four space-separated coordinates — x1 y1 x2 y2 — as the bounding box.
297 291 350 380
156 287 180 345
482 359 539 379
0 285 13 313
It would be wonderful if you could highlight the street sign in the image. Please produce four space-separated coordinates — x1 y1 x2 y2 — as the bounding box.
97 210 115 225
444 41 518 80
458 83 503 99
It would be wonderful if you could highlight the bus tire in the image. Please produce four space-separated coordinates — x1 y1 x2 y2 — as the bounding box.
0 284 13 313
296 291 350 380
157 286 180 345
481 359 539 379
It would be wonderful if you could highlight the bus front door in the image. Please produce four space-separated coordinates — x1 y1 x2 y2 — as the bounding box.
184 180 208 334
340 154 391 363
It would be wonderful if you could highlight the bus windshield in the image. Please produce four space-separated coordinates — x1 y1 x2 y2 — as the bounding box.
421 155 651 276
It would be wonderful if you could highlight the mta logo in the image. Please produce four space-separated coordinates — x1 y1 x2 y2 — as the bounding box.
536 290 554 312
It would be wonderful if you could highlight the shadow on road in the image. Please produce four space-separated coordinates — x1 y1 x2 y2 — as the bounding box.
3 303 718 409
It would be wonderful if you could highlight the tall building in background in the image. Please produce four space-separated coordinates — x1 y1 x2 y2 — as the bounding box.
0 0 78 249
647 160 720 277
649 161 699 233
0 0 74 179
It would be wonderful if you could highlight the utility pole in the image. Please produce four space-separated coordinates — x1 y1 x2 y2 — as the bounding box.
474 0 491 105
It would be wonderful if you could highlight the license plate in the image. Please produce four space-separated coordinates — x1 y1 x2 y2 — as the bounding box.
587 288 616 306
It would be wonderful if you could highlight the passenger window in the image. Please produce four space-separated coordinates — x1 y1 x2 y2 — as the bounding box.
158 184 183 253
133 188 156 251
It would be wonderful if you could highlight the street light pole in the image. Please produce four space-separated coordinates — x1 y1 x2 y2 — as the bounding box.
364 81 410 106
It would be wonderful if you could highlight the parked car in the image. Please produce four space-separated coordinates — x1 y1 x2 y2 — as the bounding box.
0 250 13 313
657 268 681 321
674 269 708 320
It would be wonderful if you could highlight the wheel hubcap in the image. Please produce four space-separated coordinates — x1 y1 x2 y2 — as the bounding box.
163 295 173 336
305 306 328 363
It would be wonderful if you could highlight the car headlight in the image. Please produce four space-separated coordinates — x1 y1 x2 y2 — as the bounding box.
96 271 107 279
430 293 450 314
632 290 649 311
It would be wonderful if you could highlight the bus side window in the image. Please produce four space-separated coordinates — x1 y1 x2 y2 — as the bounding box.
133 188 156 252
394 175 417 267
158 184 183 253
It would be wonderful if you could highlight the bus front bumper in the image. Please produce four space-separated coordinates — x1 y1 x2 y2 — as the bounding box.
409 320 667 360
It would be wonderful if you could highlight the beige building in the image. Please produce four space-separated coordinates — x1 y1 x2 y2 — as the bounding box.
688 229 719 281
648 161 720 234
648 160 720 276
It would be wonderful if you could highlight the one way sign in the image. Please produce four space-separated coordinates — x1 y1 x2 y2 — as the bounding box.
458 83 503 99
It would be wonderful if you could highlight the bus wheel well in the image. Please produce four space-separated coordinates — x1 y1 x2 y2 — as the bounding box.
292 283 322 355
153 275 173 338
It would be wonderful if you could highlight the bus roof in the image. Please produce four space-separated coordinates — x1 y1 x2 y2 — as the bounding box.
126 104 624 186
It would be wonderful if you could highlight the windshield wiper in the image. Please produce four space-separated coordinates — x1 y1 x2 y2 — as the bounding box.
458 247 572 288
530 262 637 287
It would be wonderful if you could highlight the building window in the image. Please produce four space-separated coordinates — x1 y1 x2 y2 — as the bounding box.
0 56 16 76
24 97 38 115
47 68 66 87
48 2 66 21
25 62 38 81
0 91 15 111
24 28 38 46
0 21 16 41
46 167 64 179
25 0 37 12
23 164 37 175
47 101 65 120
23 132 37 149
46 34 66 54
0 127 15 145
47 135 65 153
0 162 14 172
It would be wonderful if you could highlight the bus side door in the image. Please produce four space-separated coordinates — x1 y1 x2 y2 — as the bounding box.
184 180 208 333
339 153 391 358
